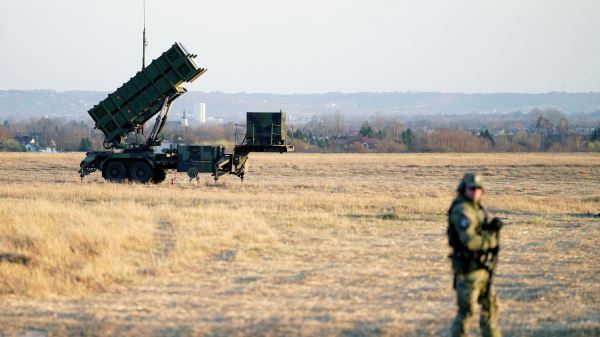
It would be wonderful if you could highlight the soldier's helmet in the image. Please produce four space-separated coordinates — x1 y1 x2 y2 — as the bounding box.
457 172 484 193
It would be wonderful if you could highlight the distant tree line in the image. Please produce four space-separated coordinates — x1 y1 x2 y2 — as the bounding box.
286 110 600 153
0 117 239 152
1 109 599 153
0 118 92 152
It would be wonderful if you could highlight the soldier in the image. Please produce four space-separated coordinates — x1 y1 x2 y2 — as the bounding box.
448 172 503 337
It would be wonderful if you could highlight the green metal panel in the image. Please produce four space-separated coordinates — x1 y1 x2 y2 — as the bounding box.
88 42 206 145
245 112 287 146
176 145 225 173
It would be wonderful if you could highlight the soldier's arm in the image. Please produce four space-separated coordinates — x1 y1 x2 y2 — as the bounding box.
450 205 497 252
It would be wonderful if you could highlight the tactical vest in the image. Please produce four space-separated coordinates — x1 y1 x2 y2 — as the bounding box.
448 197 496 274
447 197 489 253
447 198 467 253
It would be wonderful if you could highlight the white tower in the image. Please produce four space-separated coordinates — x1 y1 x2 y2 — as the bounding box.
199 103 206 124
181 110 189 127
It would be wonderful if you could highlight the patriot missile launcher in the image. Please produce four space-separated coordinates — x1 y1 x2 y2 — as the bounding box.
79 42 293 183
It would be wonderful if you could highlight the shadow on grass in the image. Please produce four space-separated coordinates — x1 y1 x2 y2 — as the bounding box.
504 327 600 337
340 318 392 337
566 212 600 219
346 213 442 222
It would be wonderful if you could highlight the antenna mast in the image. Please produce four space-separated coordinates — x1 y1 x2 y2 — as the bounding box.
142 0 148 69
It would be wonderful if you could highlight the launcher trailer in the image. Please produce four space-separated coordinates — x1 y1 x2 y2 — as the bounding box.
79 42 293 183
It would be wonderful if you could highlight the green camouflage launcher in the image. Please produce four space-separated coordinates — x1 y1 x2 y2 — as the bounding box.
245 112 287 146
80 42 293 183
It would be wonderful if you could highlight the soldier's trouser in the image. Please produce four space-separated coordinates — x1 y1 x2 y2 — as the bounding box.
451 269 500 337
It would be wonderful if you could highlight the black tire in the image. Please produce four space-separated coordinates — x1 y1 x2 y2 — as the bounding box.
151 168 167 184
129 161 153 183
103 161 127 183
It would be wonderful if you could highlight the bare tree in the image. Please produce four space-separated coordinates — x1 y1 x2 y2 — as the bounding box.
556 117 570 145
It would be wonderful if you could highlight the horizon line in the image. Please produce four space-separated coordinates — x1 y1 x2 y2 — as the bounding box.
1 89 600 95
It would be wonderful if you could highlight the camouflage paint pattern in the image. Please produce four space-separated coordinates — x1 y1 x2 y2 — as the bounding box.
448 173 501 337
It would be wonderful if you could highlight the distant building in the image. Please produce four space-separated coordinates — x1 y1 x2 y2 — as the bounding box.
16 135 57 153
181 110 189 127
24 143 37 152
14 134 35 146
355 136 378 150
199 103 206 124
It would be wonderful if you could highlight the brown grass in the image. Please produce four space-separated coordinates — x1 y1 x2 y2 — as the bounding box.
0 152 599 336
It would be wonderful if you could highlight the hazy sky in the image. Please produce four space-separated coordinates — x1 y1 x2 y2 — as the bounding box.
0 0 599 93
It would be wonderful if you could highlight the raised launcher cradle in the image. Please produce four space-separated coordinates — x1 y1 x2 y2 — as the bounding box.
79 42 293 183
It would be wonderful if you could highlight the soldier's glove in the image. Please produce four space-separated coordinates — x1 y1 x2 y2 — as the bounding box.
486 217 504 232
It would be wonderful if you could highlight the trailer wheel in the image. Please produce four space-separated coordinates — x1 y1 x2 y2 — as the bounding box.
103 161 127 183
151 168 166 184
129 161 153 183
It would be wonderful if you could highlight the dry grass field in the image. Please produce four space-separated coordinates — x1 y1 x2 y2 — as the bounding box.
0 152 598 337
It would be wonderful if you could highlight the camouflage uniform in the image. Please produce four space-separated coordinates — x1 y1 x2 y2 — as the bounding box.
448 173 501 337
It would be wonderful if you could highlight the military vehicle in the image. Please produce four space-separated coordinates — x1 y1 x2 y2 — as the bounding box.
79 42 293 183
